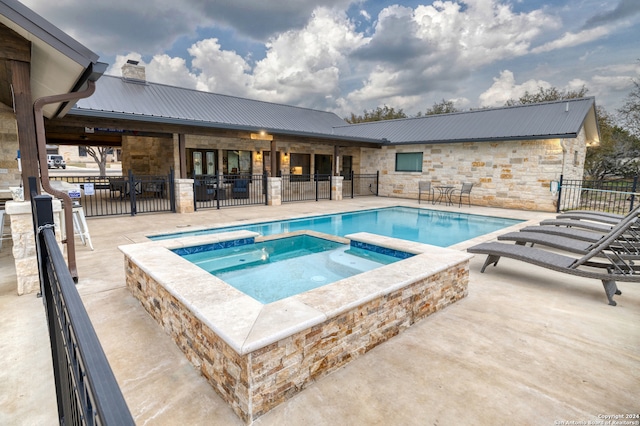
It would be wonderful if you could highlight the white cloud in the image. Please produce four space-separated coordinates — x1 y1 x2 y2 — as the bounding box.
478 70 552 107
531 26 612 54
250 7 365 107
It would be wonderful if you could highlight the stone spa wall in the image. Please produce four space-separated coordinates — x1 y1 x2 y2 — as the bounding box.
122 231 471 423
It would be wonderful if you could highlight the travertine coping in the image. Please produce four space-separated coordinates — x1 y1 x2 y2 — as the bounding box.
119 230 472 355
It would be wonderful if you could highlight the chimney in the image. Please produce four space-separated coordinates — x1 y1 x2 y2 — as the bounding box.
121 59 146 82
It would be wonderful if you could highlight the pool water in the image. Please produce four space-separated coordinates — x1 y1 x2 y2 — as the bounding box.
151 206 522 246
178 235 407 304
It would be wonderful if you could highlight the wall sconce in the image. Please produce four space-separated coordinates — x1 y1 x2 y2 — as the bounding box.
256 151 262 161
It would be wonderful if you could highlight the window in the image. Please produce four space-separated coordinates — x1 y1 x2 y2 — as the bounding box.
395 152 423 172
78 146 88 157
290 153 310 181
223 150 252 175
341 155 353 179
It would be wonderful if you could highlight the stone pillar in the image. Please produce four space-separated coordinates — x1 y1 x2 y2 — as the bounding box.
267 177 281 206
5 199 62 295
174 178 194 213
332 176 343 201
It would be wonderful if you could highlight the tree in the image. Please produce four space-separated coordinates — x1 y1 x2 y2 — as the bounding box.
416 99 459 116
618 79 640 137
83 146 112 177
505 85 589 106
585 107 640 179
345 105 407 123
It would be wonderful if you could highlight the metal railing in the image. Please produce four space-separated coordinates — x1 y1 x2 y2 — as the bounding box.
282 173 332 202
194 172 268 210
342 171 379 198
29 178 134 425
50 169 175 217
557 175 638 214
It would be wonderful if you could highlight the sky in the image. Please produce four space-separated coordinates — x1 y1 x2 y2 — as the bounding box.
21 0 640 119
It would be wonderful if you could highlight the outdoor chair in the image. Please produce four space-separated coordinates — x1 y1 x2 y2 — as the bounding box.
232 178 249 199
467 209 640 306
418 181 434 204
454 182 473 207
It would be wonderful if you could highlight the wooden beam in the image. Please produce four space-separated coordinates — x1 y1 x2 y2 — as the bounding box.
0 23 31 62
178 134 186 179
11 59 39 199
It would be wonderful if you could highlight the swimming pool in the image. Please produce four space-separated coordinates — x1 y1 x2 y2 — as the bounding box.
150 206 522 246
176 234 409 304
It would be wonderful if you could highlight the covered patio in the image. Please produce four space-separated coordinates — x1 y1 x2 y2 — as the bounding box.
1 198 638 425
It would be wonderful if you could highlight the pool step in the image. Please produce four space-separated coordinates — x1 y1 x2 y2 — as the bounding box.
194 249 268 273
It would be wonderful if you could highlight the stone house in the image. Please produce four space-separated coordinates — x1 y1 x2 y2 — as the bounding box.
1 1 599 215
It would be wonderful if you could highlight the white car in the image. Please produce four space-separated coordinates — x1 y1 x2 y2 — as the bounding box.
47 154 66 169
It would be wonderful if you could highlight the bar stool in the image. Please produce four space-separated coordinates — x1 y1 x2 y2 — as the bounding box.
0 210 9 251
72 202 93 250
60 202 93 250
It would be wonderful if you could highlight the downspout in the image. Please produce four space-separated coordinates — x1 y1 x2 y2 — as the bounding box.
33 80 96 281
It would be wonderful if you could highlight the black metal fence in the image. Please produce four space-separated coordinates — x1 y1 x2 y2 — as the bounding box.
557 175 638 214
29 179 134 425
282 173 332 202
50 169 175 217
194 172 268 210
342 171 379 198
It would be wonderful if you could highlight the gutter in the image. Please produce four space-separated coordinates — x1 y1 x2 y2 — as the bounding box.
33 79 98 281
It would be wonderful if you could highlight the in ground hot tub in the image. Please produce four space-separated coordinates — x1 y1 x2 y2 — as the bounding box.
120 230 471 423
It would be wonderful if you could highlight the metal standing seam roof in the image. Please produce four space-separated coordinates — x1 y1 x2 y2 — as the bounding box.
72 75 382 142
332 97 598 144
72 75 597 145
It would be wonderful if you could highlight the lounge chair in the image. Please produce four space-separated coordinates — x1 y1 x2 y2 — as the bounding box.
538 218 614 233
554 212 622 225
467 210 640 305
519 225 605 242
525 206 640 242
558 210 625 220
418 181 434 204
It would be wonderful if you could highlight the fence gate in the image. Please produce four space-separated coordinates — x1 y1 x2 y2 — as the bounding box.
282 173 332 202
50 169 176 217
556 175 638 214
342 171 379 198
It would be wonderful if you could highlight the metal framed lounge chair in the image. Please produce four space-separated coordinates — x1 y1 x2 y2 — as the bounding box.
528 205 640 241
538 218 614 233
519 225 604 242
418 181 434 204
468 210 640 305
497 226 640 257
554 212 621 224
558 210 626 220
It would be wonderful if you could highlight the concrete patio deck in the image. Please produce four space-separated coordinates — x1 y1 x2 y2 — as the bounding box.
1 198 638 425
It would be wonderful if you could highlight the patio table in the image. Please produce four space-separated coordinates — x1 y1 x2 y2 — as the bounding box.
434 185 455 206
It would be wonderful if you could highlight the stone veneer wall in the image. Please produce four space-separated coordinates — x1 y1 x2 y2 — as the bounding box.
121 135 176 176
5 199 62 295
0 104 21 192
360 129 588 212
125 256 468 423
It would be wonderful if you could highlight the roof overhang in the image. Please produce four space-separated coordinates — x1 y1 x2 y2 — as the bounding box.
0 0 107 118
67 108 386 147
583 103 601 146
